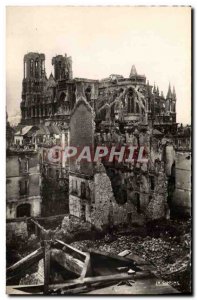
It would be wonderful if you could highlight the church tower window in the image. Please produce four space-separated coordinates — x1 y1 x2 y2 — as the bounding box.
127 89 135 113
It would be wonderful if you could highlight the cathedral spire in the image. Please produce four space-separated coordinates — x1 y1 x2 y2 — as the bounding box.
153 82 156 94
156 86 159 95
172 86 176 100
130 65 137 77
167 83 172 99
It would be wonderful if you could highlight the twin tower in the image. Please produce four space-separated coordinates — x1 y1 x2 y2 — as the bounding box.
23 52 73 81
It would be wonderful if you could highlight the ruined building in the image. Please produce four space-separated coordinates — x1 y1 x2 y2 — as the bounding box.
39 131 69 217
69 96 176 230
6 151 41 239
19 52 178 230
20 52 96 126
20 52 177 132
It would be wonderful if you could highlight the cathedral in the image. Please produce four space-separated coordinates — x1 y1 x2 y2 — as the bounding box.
20 52 177 135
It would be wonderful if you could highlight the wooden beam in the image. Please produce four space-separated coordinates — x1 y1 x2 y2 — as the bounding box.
81 252 92 279
6 284 44 295
51 249 84 276
7 247 43 280
49 271 152 292
44 241 51 294
31 219 47 233
89 250 136 265
54 239 87 262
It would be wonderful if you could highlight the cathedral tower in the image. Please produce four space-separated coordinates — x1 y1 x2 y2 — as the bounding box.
52 54 73 81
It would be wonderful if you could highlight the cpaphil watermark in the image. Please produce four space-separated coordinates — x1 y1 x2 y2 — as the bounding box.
48 145 148 164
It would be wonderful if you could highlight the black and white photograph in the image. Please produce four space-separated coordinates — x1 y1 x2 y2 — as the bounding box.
5 6 192 295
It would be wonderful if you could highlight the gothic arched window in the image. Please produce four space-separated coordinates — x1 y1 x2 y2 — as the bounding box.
30 59 34 76
81 182 86 198
172 102 175 112
127 89 135 113
148 98 151 111
136 102 140 113
35 60 39 78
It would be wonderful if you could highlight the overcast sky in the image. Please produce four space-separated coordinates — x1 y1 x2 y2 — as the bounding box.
6 6 191 124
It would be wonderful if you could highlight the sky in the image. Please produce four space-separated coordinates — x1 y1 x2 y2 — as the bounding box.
6 6 191 125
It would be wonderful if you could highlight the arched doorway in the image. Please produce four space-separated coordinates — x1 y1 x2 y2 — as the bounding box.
16 203 31 218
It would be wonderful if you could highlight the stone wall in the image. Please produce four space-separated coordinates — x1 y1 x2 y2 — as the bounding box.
7 153 41 201
7 196 42 219
91 168 145 230
146 172 168 220
172 151 191 216
69 195 82 218
6 156 20 177
165 144 176 176
6 174 41 201
69 98 95 176
6 153 42 219
91 171 113 230
69 174 94 222
7 220 28 241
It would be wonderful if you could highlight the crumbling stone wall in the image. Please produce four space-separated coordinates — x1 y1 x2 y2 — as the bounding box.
7 196 42 219
172 151 191 217
91 165 145 230
69 98 95 176
69 174 94 222
69 195 82 218
145 171 168 220
7 220 28 242
165 144 176 176
91 171 113 230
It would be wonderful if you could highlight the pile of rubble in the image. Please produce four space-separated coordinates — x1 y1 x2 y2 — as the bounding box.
70 220 191 293
8 219 191 293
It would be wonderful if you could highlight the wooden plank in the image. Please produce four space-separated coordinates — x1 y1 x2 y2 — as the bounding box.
81 252 92 279
56 286 89 295
82 271 152 284
31 219 48 233
6 284 44 295
49 271 152 292
89 250 136 266
6 286 33 295
54 239 87 262
7 247 43 280
93 266 121 276
43 241 51 294
51 249 84 276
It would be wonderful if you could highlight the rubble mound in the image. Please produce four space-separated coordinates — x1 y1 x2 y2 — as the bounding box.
71 219 191 293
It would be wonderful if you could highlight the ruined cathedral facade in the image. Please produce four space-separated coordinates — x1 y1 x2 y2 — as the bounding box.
20 52 177 230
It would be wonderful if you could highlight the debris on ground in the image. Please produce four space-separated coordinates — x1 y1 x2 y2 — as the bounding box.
70 219 191 293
